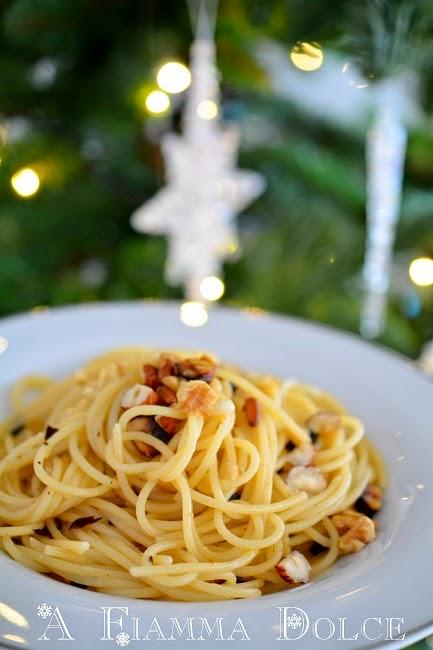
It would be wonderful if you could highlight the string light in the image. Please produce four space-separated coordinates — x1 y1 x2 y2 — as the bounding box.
145 90 170 114
157 62 191 94
409 257 433 287
197 99 218 120
199 276 225 301
11 167 40 198
290 42 323 72
180 301 208 327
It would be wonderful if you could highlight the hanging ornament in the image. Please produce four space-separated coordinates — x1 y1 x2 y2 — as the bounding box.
360 79 408 339
131 0 265 302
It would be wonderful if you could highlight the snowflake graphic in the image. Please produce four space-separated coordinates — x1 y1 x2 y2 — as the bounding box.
37 603 52 619
115 632 131 647
286 613 302 630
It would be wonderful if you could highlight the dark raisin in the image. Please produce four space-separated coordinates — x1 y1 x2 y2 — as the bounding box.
236 576 250 583
309 429 319 444
10 423 25 437
70 516 101 529
229 492 241 501
214 579 225 584
310 542 327 556
45 425 59 440
285 441 295 451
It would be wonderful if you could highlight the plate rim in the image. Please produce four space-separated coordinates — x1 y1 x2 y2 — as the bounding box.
1 300 433 650
0 298 431 388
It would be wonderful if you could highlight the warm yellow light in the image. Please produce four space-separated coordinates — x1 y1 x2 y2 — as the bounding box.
11 167 40 198
157 62 191 94
224 239 239 255
197 100 218 120
0 336 8 354
290 42 323 72
199 276 225 301
409 257 433 287
180 301 208 327
145 90 170 114
0 602 28 628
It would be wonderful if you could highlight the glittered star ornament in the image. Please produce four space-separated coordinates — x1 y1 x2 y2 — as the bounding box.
131 9 265 301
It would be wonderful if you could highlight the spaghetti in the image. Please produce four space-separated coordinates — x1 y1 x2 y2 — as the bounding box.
0 348 385 601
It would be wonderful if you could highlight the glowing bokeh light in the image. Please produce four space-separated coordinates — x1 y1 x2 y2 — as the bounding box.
0 337 8 354
180 301 208 327
199 276 225 301
145 90 170 114
11 167 40 198
290 42 323 72
409 257 433 287
157 62 191 94
197 100 218 120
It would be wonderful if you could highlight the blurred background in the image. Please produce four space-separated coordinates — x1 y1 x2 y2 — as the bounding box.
1 0 433 358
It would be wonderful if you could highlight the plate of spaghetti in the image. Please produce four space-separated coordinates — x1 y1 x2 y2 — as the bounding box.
0 302 432 650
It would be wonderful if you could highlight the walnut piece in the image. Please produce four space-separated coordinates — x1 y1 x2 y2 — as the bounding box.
176 380 218 414
285 443 315 467
156 385 177 405
155 415 183 434
276 551 311 584
331 509 376 554
306 411 341 435
355 483 383 517
176 357 217 383
120 384 157 409
286 466 327 495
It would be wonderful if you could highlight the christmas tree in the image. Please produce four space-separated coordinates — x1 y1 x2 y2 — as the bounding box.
1 0 433 357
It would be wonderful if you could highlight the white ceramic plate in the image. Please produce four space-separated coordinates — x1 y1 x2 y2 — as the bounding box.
0 302 432 650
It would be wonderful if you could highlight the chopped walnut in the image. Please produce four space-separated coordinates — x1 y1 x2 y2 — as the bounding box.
355 484 383 517
128 416 171 457
286 466 327 495
286 443 315 467
156 385 177 405
157 356 176 382
134 439 159 457
120 384 157 409
331 509 376 554
162 375 180 392
141 365 160 389
155 415 183 435
306 411 341 435
176 380 218 414
243 397 259 426
126 416 152 432
176 357 217 383
276 551 311 584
